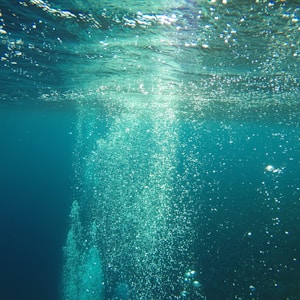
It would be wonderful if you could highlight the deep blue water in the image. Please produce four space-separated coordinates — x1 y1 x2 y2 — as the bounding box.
0 103 75 300
179 120 300 299
1 1 300 300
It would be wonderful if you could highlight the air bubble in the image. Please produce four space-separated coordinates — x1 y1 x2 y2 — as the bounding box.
249 285 256 292
181 290 188 297
265 165 275 172
185 269 196 278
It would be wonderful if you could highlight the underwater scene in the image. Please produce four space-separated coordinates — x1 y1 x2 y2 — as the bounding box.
0 0 300 299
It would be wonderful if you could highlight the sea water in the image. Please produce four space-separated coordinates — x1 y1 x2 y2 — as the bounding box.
0 1 299 299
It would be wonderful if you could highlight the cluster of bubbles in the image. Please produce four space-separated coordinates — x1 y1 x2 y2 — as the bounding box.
265 164 284 174
179 269 206 299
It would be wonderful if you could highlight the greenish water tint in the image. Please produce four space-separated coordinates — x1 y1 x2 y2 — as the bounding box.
0 103 75 300
0 1 300 299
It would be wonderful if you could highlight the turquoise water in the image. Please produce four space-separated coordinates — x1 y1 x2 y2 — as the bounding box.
0 1 300 299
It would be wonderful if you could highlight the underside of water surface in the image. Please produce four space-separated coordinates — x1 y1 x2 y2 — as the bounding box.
0 1 300 299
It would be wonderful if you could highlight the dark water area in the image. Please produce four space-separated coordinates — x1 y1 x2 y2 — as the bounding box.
0 103 76 300
1 0 300 299
178 120 300 299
